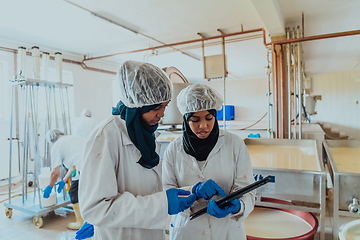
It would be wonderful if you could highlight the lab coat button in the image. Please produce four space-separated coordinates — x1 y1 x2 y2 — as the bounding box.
204 229 209 233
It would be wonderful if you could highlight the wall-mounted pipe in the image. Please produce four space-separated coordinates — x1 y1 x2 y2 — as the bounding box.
279 45 285 138
297 27 302 139
287 30 291 139
292 29 297 139
272 44 279 138
218 29 227 130
266 49 272 138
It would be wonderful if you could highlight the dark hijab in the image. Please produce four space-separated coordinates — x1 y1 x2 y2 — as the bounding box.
112 101 161 169
182 109 219 161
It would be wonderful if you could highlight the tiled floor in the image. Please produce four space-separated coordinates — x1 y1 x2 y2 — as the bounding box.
0 181 78 240
0 206 77 240
0 181 358 240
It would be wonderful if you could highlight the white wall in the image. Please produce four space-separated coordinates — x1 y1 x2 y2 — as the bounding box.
204 77 268 121
64 62 115 122
310 70 360 140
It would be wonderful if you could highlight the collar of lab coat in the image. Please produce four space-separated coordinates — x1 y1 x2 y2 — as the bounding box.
178 129 225 175
114 116 162 174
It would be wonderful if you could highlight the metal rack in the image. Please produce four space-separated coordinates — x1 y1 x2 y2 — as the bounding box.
244 138 327 240
4 78 72 228
322 140 360 240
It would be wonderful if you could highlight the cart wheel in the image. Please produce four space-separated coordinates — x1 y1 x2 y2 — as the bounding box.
33 216 44 228
28 181 33 187
5 208 12 218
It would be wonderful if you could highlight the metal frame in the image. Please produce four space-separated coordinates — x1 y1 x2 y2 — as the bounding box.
244 138 327 240
5 78 72 227
322 140 360 240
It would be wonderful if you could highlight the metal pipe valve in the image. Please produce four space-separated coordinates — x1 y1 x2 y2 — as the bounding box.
348 198 360 214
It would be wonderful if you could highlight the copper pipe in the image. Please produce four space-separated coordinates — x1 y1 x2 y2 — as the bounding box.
297 27 302 139
80 61 117 75
272 43 278 138
269 29 360 45
279 45 285 139
286 30 291 140
0 46 17 53
1 46 117 76
302 12 305 37
158 34 263 55
84 28 267 61
262 28 267 47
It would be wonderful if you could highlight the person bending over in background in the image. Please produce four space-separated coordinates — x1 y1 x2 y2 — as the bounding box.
77 60 196 240
43 129 86 230
74 108 97 140
162 84 255 240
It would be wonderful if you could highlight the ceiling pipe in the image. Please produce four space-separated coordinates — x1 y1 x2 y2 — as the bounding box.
79 60 117 75
0 46 117 76
83 28 268 61
146 34 263 55
82 28 360 63
268 29 360 45
0 46 17 53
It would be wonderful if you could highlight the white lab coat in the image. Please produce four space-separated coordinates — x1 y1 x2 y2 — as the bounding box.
162 129 255 240
79 115 168 240
51 135 85 180
74 116 98 140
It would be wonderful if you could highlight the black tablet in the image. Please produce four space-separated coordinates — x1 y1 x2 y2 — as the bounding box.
189 175 273 220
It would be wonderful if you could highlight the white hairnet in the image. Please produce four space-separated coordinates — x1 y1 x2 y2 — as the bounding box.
46 129 65 143
81 108 92 118
117 60 173 108
177 84 223 115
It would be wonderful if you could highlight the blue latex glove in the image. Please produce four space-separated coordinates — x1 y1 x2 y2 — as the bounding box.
192 179 226 200
76 222 94 239
55 179 65 193
166 189 196 215
207 198 241 218
43 185 53 198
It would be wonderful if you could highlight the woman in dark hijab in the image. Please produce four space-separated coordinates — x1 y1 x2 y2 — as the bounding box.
77 61 195 240
162 84 255 240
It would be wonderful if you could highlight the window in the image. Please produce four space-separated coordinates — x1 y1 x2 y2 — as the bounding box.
0 60 9 121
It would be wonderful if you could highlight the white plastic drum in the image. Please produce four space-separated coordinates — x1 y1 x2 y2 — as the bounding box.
339 219 360 240
41 193 57 207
